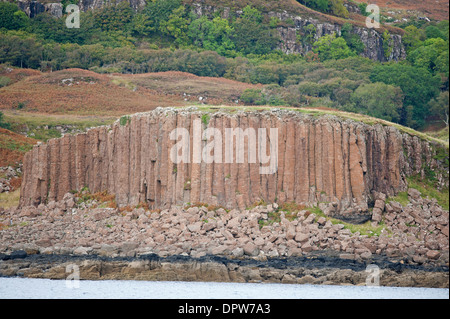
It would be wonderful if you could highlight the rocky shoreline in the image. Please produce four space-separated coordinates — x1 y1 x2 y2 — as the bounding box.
0 250 448 288
1 189 449 288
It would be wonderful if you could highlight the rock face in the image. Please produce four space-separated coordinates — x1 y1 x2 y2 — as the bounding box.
191 3 406 62
78 0 146 12
16 1 63 18
19 108 448 216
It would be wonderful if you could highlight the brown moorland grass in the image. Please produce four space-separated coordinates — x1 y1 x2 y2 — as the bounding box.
0 127 38 168
0 68 185 116
122 71 263 105
0 69 262 115
362 0 449 21
0 65 41 85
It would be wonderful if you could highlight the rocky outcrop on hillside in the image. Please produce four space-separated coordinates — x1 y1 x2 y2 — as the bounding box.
19 108 448 220
15 0 63 18
78 0 146 12
191 2 406 62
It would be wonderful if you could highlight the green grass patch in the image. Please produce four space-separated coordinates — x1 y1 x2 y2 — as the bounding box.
119 115 131 126
257 203 386 237
3 111 115 142
386 191 409 207
407 175 449 210
201 113 211 125
309 206 387 237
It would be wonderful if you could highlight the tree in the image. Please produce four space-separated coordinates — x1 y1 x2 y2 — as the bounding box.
231 6 279 55
408 38 449 75
0 32 43 69
370 64 440 128
382 30 393 59
143 0 182 32
159 5 190 45
303 0 329 13
428 91 449 127
130 12 155 37
328 0 349 18
425 25 446 40
350 82 403 122
297 23 316 46
0 111 11 130
312 33 355 61
94 1 133 32
0 2 29 30
341 23 365 55
188 16 235 56
402 25 425 54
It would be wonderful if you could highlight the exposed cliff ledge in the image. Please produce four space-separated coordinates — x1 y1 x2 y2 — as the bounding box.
19 108 448 218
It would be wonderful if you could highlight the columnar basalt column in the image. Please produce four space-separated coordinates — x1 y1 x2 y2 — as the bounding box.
20 108 448 216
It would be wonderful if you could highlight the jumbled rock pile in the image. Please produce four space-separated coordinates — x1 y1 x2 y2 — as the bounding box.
0 188 448 267
0 166 21 193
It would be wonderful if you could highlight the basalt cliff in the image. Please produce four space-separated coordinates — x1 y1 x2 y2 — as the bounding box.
19 108 448 221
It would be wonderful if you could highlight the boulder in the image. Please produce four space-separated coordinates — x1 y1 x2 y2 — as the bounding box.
408 188 421 200
243 242 260 256
426 250 441 260
294 232 309 244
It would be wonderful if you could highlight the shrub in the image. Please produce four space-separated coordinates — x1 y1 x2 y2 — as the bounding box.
0 76 11 87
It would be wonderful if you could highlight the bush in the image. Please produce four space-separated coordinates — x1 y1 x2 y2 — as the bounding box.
0 111 11 129
0 2 29 30
241 89 264 105
0 76 11 88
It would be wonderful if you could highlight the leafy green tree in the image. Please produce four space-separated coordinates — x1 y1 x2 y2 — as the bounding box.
382 30 393 59
241 89 265 105
402 25 425 54
188 16 235 56
143 0 182 33
0 32 43 69
328 0 349 18
0 111 11 129
341 23 365 55
159 5 190 45
427 91 449 127
231 6 279 55
299 0 348 17
297 23 316 46
312 33 355 61
350 82 403 122
94 1 133 32
0 2 29 30
358 2 369 16
408 38 448 75
303 0 329 12
370 64 440 128
436 20 449 40
130 12 155 37
435 48 449 82
425 25 446 40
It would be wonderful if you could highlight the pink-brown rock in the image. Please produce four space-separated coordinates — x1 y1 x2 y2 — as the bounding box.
19 109 448 218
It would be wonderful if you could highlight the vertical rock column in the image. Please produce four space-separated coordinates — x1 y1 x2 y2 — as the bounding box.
19 110 444 212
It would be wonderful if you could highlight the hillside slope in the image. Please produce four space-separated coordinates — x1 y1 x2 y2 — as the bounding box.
0 68 259 115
